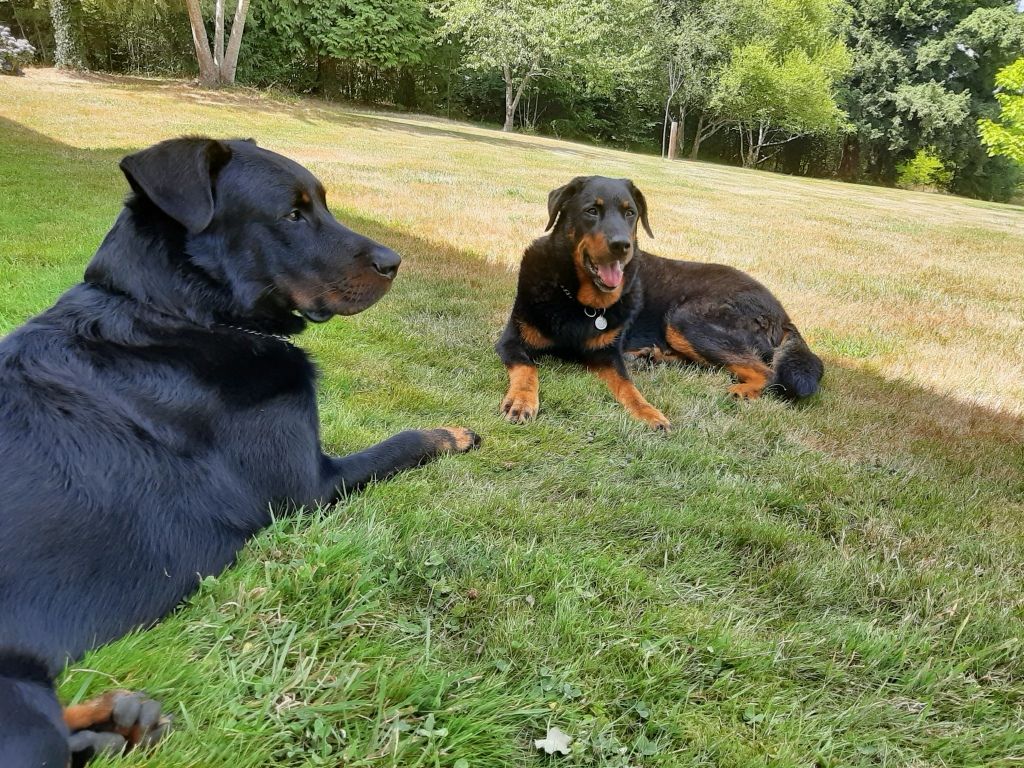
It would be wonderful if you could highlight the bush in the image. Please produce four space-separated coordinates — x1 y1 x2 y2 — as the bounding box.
896 148 953 191
0 24 34 75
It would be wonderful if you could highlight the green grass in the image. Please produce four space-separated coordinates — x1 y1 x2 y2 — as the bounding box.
1 70 1023 767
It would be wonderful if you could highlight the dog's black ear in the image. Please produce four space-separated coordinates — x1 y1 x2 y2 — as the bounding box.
119 138 233 234
627 180 653 238
545 176 587 231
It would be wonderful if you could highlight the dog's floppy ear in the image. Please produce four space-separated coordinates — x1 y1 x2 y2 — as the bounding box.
545 176 588 231
119 137 233 234
627 180 653 238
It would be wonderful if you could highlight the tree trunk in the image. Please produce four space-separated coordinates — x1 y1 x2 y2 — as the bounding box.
676 105 686 157
184 0 218 86
185 0 250 87
690 113 705 159
502 61 536 132
50 0 84 70
213 0 225 69
662 97 671 158
220 0 250 84
503 68 516 131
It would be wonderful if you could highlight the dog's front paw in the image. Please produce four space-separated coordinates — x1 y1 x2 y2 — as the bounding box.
637 406 671 432
429 426 481 453
501 390 539 423
66 690 171 763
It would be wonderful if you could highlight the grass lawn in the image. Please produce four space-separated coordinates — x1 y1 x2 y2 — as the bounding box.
1 69 1023 767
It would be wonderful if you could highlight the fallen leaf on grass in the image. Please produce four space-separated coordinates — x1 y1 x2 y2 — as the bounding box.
534 727 572 755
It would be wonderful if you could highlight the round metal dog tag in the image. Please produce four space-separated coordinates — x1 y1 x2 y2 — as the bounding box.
594 315 608 330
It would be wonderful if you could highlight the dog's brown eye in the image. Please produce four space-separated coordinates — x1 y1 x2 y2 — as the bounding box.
624 209 636 218
585 207 599 216
285 210 302 222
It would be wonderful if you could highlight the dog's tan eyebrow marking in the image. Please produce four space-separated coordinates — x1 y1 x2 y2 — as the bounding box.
299 191 311 205
595 197 604 206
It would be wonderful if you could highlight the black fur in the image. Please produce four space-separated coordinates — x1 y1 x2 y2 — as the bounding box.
497 176 822 429
0 137 478 766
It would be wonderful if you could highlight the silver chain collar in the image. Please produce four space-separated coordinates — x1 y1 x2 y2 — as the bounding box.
559 284 608 329
216 323 292 344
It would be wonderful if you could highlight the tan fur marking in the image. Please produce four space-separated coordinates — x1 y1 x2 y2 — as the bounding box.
627 345 683 363
665 327 709 365
518 320 553 349
585 326 622 350
726 362 771 400
501 363 540 423
436 427 479 451
590 365 670 430
64 692 120 731
573 232 623 309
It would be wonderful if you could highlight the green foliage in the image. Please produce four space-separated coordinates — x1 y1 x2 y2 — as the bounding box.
307 0 431 70
240 0 436 101
435 0 654 129
979 58 1024 165
710 0 850 165
842 0 1024 200
78 0 193 74
895 147 953 190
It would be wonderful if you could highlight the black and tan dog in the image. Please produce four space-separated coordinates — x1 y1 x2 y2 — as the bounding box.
0 138 479 767
497 176 823 430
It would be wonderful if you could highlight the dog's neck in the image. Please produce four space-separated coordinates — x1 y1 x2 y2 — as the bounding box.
83 200 301 335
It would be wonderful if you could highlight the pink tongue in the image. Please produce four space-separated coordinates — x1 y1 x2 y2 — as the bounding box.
597 261 623 287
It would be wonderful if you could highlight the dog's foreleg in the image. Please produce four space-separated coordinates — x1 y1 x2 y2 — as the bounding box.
588 357 670 431
496 321 542 423
318 428 480 500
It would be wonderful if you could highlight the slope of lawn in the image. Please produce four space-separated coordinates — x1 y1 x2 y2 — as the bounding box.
1 69 1022 767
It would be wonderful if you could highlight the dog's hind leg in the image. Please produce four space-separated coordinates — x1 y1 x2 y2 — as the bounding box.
664 312 773 400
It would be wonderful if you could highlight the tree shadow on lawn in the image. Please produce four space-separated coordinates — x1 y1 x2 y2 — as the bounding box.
59 69 614 160
2 114 1021 501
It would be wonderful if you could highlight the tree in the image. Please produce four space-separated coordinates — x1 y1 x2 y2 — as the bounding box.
711 0 849 167
435 0 652 132
49 0 83 69
655 0 736 159
842 0 1024 199
184 0 250 86
979 58 1024 165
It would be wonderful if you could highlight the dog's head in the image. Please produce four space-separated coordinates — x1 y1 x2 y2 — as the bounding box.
113 137 400 328
545 176 652 297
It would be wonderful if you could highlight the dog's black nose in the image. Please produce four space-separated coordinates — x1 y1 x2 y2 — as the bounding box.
369 246 401 280
609 238 632 255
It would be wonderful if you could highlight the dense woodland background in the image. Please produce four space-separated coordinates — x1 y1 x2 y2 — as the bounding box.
2 0 1023 201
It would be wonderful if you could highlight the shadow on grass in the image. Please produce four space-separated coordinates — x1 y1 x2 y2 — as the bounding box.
2 114 1021 496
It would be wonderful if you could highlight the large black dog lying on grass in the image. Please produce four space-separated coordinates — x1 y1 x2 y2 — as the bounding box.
497 176 823 429
0 137 478 767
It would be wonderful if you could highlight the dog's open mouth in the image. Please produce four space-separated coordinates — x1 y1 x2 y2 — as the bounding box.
583 253 624 292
